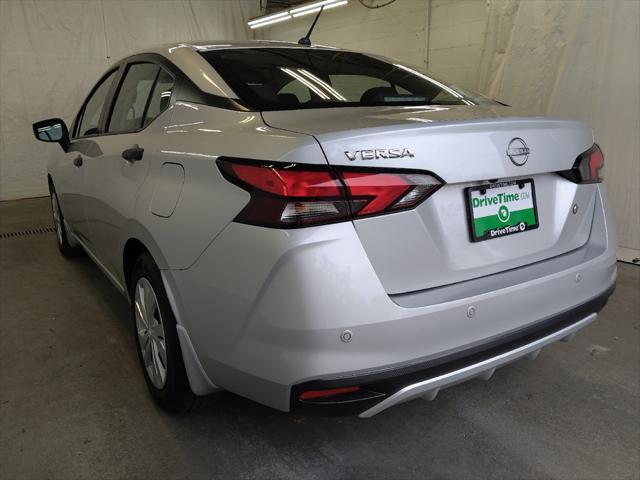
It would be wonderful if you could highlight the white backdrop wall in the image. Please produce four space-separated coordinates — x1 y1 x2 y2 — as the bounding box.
261 0 639 254
0 0 259 201
475 0 639 256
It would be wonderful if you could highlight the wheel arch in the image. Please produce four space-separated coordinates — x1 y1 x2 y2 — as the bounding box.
122 233 219 396
120 219 170 294
122 238 149 296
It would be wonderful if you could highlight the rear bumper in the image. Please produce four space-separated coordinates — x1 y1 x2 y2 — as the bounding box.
164 185 618 415
290 283 614 416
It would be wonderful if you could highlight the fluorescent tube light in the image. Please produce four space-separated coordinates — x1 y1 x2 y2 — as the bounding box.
290 0 342 14
249 15 292 29
247 0 347 29
248 10 291 26
292 1 347 17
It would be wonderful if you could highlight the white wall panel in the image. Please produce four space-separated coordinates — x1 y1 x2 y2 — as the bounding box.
427 0 488 88
0 0 258 201
257 0 430 70
475 0 639 252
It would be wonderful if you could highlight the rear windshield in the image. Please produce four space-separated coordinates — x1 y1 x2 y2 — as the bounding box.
200 48 496 111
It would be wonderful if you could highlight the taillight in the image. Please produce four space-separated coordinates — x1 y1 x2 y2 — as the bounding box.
559 144 604 184
217 159 443 228
341 170 443 217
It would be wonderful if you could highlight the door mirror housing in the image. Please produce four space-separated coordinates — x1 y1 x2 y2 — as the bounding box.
32 118 70 151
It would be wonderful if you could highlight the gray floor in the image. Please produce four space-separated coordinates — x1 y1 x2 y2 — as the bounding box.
0 197 638 480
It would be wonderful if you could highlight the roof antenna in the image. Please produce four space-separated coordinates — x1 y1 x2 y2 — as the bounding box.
298 5 324 46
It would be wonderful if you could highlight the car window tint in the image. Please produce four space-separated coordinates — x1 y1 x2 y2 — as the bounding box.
200 48 496 111
143 69 174 128
329 75 391 102
278 79 311 104
108 63 160 133
77 70 117 137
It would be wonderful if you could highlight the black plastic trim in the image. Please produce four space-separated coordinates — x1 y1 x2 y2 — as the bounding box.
289 283 615 416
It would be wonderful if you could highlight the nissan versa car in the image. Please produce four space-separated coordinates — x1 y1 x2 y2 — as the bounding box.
33 41 617 416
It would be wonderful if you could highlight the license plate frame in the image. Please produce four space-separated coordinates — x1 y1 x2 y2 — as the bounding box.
465 179 539 242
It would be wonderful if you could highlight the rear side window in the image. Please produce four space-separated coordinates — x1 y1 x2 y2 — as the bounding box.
143 69 175 128
76 70 118 137
200 48 495 111
108 63 159 133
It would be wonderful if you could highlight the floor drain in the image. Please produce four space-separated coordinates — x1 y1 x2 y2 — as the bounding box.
0 227 55 239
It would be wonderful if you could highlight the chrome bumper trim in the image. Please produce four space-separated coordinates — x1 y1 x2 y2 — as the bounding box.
359 312 597 418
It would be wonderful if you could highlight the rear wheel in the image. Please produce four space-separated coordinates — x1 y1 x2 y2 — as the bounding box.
130 252 213 412
49 184 81 257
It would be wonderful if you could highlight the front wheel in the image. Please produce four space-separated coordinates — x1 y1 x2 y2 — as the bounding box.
49 185 81 257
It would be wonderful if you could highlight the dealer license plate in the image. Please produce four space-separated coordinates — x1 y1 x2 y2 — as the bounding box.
466 179 539 242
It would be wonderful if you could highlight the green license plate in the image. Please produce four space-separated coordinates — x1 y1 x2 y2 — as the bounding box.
466 179 539 242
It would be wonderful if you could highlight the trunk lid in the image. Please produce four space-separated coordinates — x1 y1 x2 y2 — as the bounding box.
262 106 598 295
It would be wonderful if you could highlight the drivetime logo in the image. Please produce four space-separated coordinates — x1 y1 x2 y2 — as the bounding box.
472 191 530 208
489 222 527 238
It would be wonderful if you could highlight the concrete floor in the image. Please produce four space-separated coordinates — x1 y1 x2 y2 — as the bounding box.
0 197 638 480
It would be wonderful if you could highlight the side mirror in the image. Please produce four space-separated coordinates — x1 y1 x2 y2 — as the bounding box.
32 118 70 151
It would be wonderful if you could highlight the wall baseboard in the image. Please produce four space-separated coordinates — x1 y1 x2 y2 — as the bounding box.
618 247 640 266
0 187 48 202
0 194 48 203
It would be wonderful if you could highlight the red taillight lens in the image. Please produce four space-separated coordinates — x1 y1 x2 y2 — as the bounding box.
559 144 605 184
340 171 411 215
217 159 443 228
229 164 342 197
341 171 442 217
587 146 604 181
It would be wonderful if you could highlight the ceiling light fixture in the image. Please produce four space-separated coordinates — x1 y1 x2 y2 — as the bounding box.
247 0 348 29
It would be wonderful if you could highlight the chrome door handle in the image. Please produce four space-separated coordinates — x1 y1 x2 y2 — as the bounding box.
73 155 83 167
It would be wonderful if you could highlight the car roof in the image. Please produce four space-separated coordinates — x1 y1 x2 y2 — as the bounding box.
145 40 342 54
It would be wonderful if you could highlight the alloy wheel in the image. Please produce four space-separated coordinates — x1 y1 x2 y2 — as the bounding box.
50 193 63 246
134 277 168 389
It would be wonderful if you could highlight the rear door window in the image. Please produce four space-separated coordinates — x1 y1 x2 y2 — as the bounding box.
108 63 159 133
142 69 175 128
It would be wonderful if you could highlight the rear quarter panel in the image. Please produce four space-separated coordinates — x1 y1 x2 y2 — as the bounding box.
134 102 327 270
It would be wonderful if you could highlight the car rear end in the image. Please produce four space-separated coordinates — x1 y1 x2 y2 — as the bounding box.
167 45 617 416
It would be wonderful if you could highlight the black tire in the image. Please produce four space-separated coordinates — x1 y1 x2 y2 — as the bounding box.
49 184 82 257
130 252 211 413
